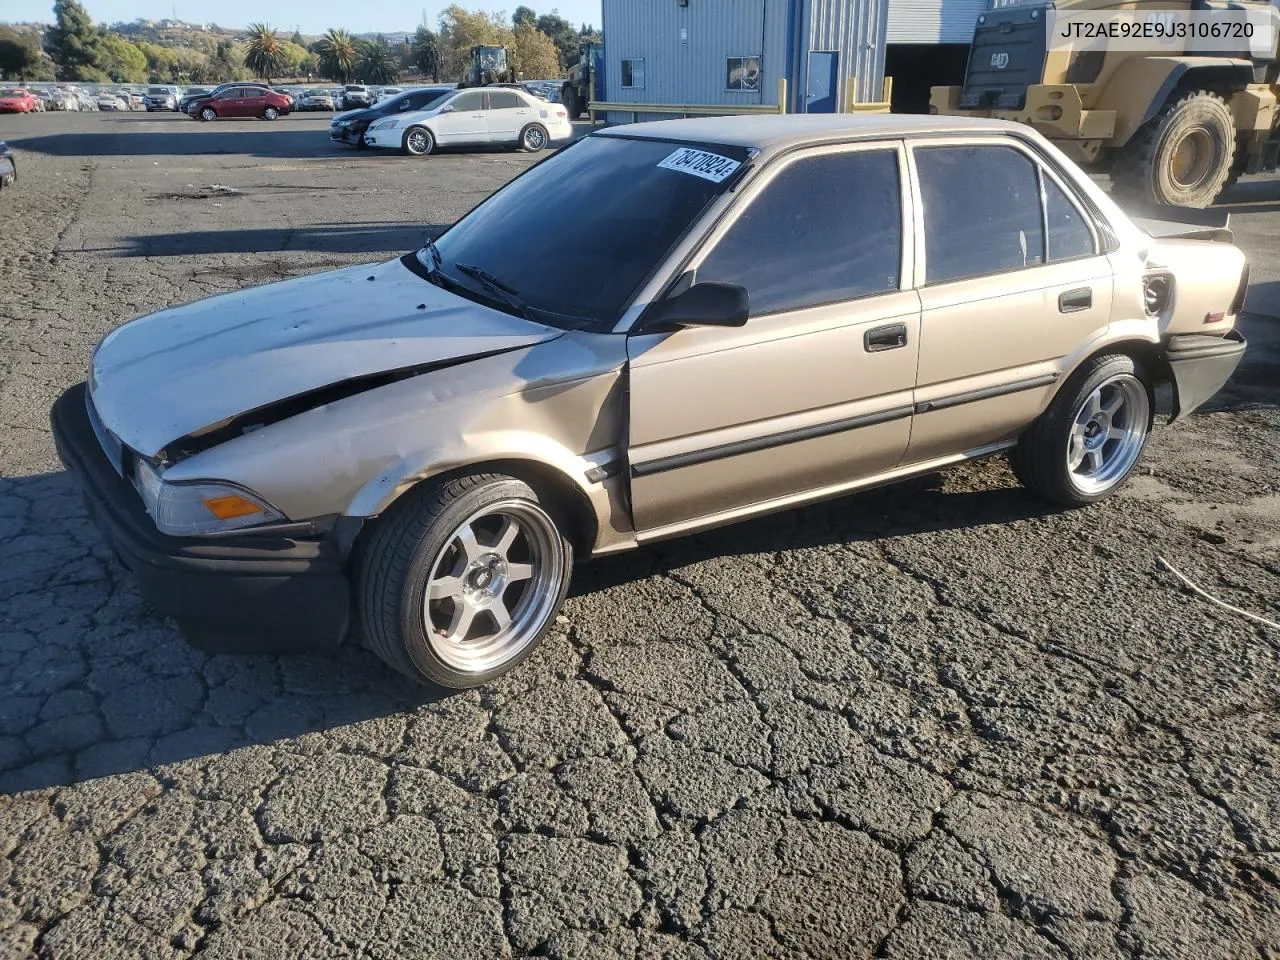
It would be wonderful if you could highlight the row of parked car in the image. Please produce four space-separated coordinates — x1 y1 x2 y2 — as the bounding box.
0 86 150 113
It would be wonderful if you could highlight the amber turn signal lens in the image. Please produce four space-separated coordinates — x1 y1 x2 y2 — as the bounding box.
202 495 264 520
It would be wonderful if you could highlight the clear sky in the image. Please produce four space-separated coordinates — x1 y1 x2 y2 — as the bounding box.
3 0 604 34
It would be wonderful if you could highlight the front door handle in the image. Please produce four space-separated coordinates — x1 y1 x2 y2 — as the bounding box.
865 323 908 352
1059 287 1092 313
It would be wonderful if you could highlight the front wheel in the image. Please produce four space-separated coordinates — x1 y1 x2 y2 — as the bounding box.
356 473 574 688
403 125 435 156
200 106 217 122
1111 90 1234 208
1009 354 1153 507
263 106 279 120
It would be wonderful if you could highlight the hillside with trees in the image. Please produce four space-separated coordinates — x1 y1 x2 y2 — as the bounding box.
0 0 601 85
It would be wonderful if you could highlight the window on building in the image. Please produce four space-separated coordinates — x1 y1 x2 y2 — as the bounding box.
1044 175 1096 262
914 144 1045 284
726 56 762 92
621 59 645 88
695 149 903 316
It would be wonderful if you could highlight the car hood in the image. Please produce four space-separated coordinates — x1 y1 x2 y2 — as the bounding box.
89 255 563 458
333 107 377 123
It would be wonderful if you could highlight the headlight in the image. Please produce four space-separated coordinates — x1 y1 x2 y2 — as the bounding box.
132 460 285 536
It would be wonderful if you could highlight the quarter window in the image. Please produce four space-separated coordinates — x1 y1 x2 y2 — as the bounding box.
915 145 1045 284
696 150 902 316
622 59 645 89
1044 176 1096 261
726 56 762 91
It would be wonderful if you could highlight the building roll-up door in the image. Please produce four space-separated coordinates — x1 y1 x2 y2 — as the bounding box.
886 0 988 43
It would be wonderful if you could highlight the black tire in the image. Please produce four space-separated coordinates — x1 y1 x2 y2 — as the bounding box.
356 473 574 689
519 123 549 152
1111 90 1234 208
200 106 217 122
403 125 434 156
263 106 279 120
1009 354 1154 507
562 89 580 119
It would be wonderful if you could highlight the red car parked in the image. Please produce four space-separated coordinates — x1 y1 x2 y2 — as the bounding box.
0 88 38 114
187 85 292 121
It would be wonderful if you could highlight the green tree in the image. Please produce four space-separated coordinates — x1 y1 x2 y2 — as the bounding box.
99 33 148 83
45 0 104 81
241 22 285 83
410 25 440 81
315 28 357 83
513 6 537 27
278 40 310 77
0 26 48 80
437 5 510 80
534 11 577 70
290 30 305 47
355 37 398 85
512 21 558 80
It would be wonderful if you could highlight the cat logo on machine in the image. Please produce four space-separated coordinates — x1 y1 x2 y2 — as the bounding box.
990 51 1010 69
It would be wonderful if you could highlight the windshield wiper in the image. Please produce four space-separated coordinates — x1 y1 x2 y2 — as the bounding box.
453 262 536 322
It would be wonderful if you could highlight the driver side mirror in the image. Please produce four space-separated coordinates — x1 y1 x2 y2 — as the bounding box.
638 282 750 332
439 103 455 113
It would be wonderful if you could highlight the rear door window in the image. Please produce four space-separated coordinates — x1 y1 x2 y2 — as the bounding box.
488 90 522 109
914 144 1045 284
695 149 903 316
450 91 486 112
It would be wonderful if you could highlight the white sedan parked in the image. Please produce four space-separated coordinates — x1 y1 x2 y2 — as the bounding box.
363 87 573 156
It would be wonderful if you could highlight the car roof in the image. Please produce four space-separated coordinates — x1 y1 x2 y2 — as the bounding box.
596 113 1029 152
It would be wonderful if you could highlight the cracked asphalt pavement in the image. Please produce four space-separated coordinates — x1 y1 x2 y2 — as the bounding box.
2 111 1280 959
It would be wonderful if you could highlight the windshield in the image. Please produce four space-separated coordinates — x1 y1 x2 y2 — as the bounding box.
147 87 169 94
431 135 750 331
381 89 450 113
1 89 26 96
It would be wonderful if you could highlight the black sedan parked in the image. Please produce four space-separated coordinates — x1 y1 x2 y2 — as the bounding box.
0 141 16 193
329 86 453 147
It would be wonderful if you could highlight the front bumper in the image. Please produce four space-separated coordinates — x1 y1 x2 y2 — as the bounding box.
329 124 365 143
51 383 351 654
362 127 397 148
1165 330 1247 422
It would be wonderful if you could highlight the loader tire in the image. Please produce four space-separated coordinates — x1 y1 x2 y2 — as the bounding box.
1111 90 1234 209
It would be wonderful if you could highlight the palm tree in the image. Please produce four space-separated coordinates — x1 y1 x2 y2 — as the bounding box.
315 28 357 84
242 22 284 83
355 38 398 86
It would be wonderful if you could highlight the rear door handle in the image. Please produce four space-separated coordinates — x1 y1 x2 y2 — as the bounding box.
1058 287 1092 312
865 323 908 352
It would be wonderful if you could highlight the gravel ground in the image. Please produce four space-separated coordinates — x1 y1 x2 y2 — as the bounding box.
2 111 1280 959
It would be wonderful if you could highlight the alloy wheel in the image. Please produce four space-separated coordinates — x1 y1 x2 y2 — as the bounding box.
1067 374 1150 495
422 500 565 673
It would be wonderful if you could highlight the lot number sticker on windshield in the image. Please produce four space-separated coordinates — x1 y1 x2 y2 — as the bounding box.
658 148 741 183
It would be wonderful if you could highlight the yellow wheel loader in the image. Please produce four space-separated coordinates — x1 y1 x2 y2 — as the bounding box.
930 0 1280 207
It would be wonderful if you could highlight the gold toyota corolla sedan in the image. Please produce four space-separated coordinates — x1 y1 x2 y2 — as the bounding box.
52 114 1249 688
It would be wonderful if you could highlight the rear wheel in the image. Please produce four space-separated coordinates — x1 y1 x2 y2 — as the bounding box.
403 125 435 156
200 106 217 122
356 473 574 688
520 123 549 152
1111 90 1234 208
263 106 279 120
1010 354 1153 507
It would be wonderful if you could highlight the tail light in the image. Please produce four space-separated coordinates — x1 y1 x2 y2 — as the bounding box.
553 105 567 118
1228 263 1250 315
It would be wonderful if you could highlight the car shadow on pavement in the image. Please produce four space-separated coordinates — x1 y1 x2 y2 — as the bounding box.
102 223 449 257
8 129 357 160
1 465 1050 795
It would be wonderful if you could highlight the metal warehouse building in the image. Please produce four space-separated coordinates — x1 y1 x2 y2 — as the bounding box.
598 0 985 121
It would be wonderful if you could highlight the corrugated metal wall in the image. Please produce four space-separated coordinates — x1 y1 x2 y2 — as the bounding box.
886 0 986 44
800 0 888 109
601 0 790 114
